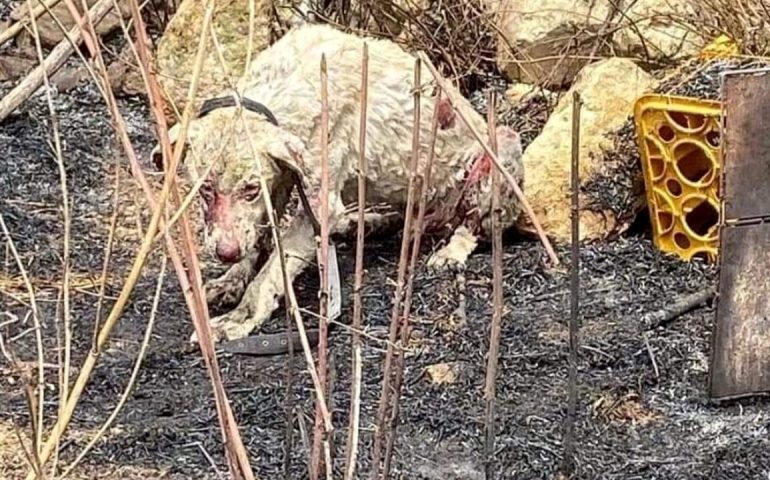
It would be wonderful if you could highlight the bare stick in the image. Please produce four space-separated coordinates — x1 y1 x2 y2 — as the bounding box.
483 90 504 480
642 289 716 329
343 41 368 480
561 91 582 477
370 57 422 477
27 2 72 467
0 0 63 48
381 83 443 480
239 109 333 432
0 0 116 122
311 53 333 480
416 52 559 267
92 154 120 347
0 215 44 459
59 255 167 479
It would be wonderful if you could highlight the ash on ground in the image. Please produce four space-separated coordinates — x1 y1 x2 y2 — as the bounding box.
2 59 770 480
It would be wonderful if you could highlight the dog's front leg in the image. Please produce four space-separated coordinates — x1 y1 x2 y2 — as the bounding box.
194 214 317 343
204 247 262 309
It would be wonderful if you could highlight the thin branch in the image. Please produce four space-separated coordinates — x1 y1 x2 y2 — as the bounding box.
27 1 72 470
382 73 442 480
560 91 582 477
343 41 368 480
483 90 504 480
371 57 422 478
310 53 333 480
0 215 45 462
58 255 168 480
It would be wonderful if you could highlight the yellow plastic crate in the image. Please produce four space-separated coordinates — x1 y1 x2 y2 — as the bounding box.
633 94 722 262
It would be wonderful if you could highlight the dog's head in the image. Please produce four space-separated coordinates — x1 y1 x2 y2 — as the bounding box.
151 106 307 264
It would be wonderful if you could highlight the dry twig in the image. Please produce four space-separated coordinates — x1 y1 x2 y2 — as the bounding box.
310 53 333 480
482 90 503 480
560 91 582 477
370 57 423 477
381 73 443 480
343 41 369 480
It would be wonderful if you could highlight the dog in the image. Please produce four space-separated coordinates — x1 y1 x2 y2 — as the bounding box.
152 24 524 343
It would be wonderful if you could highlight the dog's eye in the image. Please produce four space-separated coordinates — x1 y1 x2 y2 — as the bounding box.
242 184 261 202
199 182 215 202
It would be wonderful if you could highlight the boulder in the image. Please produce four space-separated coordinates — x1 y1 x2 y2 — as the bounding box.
11 0 129 49
516 58 657 242
614 0 702 61
155 0 275 115
493 0 613 88
493 0 703 87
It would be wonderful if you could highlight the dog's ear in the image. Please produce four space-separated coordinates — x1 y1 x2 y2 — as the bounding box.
150 123 190 172
265 132 308 181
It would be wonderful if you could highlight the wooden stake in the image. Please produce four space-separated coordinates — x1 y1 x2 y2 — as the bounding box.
310 53 333 480
483 90 504 480
371 57 422 478
344 41 369 480
561 91 582 477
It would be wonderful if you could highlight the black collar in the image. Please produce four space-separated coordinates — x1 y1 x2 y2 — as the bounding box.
198 95 279 125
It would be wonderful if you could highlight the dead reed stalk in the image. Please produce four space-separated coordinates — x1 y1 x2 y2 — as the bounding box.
26 4 73 472
561 91 582 477
370 57 423 478
381 84 444 480
482 90 503 480
310 53 334 480
417 52 560 267
343 41 369 480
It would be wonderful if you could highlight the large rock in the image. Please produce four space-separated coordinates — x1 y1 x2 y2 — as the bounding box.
614 0 702 61
11 0 129 49
493 0 703 87
516 58 657 242
155 0 275 115
493 0 613 88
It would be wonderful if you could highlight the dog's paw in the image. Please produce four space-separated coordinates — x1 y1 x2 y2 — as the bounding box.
427 226 477 270
205 274 248 309
427 246 467 270
189 309 251 344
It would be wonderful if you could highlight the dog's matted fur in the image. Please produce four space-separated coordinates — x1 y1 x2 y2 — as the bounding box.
153 24 524 342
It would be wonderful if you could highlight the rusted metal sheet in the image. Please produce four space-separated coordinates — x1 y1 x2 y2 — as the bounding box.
709 222 770 400
709 68 770 400
721 69 770 220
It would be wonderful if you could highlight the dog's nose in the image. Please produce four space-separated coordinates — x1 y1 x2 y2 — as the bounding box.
216 238 242 263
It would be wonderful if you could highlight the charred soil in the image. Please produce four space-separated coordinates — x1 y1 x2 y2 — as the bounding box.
2 59 770 480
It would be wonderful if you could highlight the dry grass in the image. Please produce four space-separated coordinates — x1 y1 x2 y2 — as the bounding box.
291 0 500 94
677 0 770 56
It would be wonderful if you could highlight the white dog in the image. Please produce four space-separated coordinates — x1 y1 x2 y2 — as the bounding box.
152 24 524 343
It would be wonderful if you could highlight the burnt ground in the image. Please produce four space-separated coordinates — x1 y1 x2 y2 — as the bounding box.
2 59 770 480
